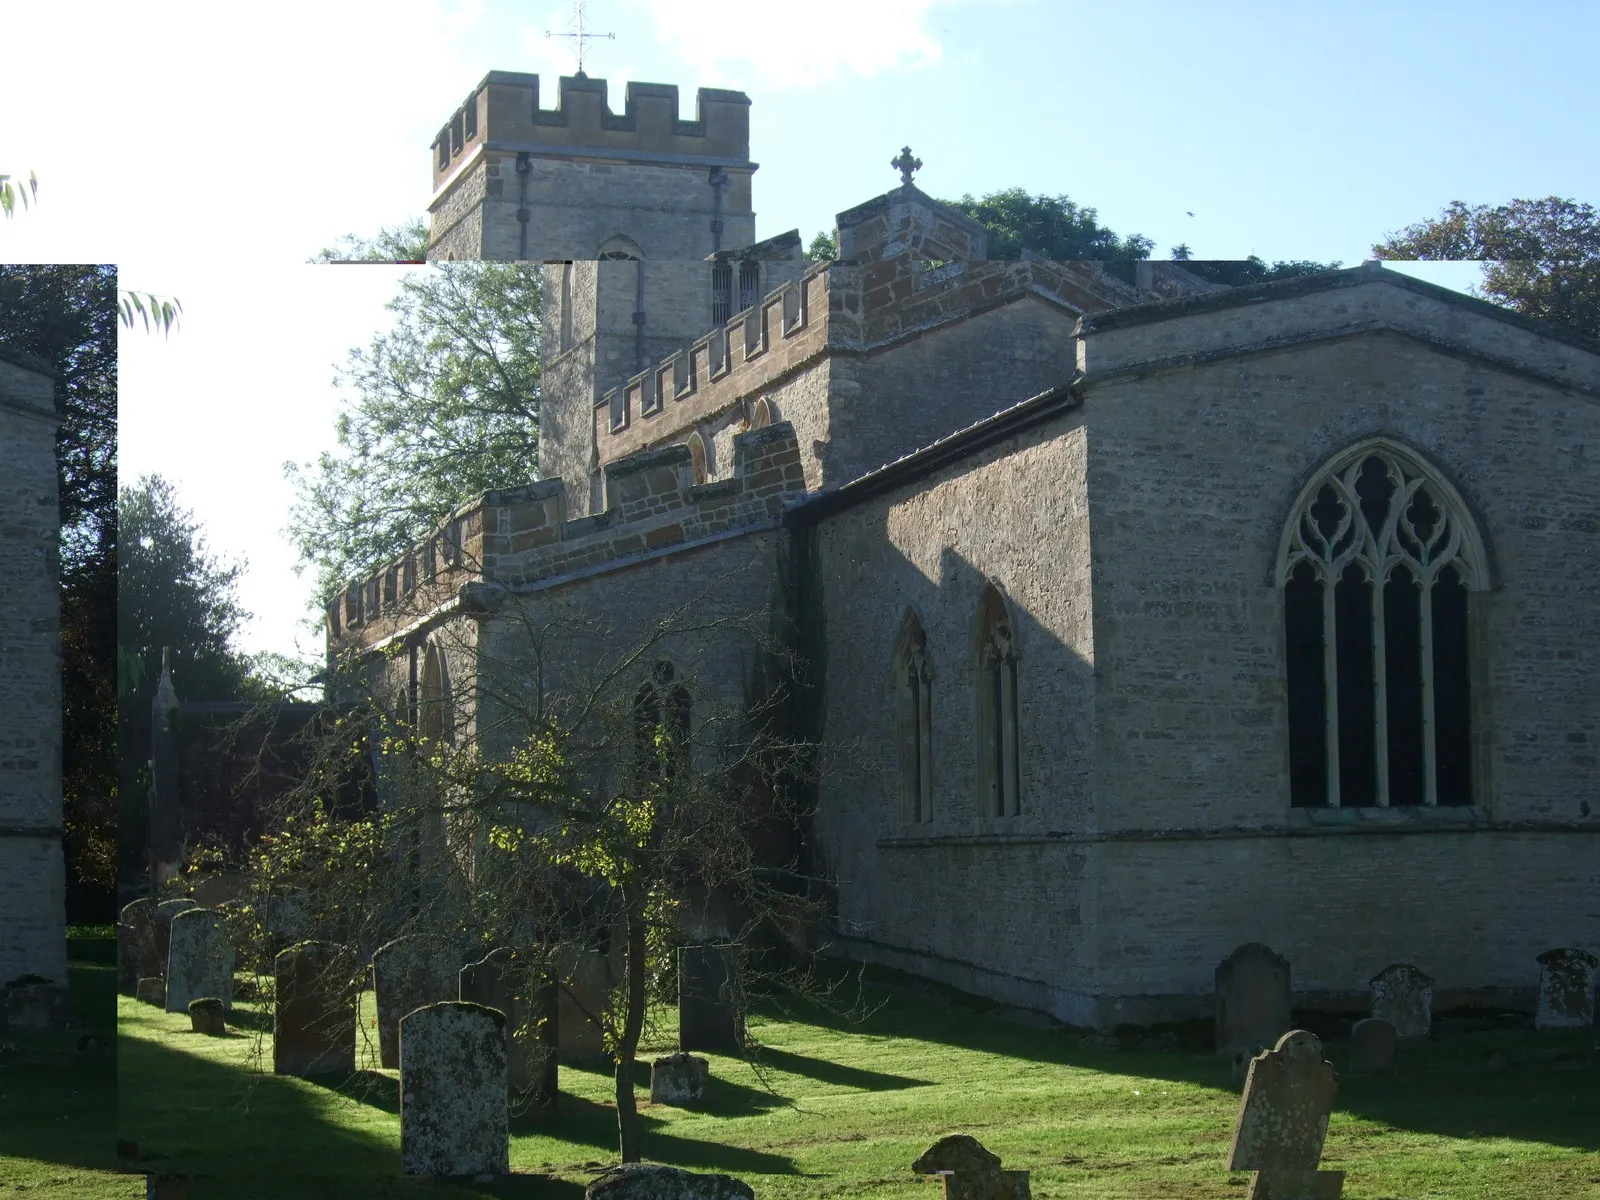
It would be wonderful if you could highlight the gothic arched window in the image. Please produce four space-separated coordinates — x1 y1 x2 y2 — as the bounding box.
597 234 643 261
711 260 733 326
1278 440 1488 808
418 642 454 747
976 584 1020 817
635 661 691 781
738 259 761 312
686 432 709 485
894 610 934 823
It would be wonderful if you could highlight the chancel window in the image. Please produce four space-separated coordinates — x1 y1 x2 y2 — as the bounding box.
1279 442 1487 808
976 585 1020 817
895 612 934 823
634 661 691 781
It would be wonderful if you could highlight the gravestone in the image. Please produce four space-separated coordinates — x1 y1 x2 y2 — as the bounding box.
166 909 234 1014
1347 1018 1396 1074
458 948 558 1112
3 975 67 1033
1216 943 1292 1073
188 998 226 1036
912 1134 1031 1200
650 1051 709 1105
1227 1030 1344 1200
557 948 611 1062
373 936 459 1070
152 899 200 980
119 899 156 994
273 942 357 1077
399 1001 508 1179
679 943 745 1052
1368 964 1432 1040
136 977 166 1007
586 1163 755 1200
1534 948 1599 1030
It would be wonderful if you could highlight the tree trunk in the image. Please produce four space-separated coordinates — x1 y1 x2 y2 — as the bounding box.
614 884 650 1163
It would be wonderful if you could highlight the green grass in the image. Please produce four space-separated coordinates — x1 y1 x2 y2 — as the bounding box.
105 965 1600 1200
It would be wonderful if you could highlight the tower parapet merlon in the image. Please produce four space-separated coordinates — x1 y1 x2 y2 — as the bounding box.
433 71 753 188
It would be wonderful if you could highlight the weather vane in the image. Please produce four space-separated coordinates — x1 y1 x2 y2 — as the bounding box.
546 0 614 77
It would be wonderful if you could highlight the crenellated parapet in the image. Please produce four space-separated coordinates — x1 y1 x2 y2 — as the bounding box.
328 422 807 654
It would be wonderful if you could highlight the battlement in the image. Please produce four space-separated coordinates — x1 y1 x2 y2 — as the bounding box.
432 71 753 192
329 422 806 652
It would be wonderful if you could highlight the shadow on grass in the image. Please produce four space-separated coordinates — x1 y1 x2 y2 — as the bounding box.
744 1045 933 1094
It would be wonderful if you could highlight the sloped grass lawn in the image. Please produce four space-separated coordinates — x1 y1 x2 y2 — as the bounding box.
113 969 1599 1200
0 927 136 1197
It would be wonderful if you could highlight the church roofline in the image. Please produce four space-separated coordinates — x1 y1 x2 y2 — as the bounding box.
833 183 990 240
1075 260 1600 360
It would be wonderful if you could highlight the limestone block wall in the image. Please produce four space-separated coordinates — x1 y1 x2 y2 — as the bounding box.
0 350 65 992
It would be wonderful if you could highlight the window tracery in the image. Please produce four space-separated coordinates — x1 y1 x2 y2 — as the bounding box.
895 612 933 823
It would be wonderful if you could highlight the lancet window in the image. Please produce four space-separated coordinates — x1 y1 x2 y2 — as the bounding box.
1278 441 1487 808
634 660 691 782
895 612 934 823
711 260 733 326
976 585 1020 817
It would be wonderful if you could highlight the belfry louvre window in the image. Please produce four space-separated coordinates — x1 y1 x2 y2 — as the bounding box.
1278 442 1488 808
895 612 933 823
976 585 1021 817
738 259 761 312
711 261 733 326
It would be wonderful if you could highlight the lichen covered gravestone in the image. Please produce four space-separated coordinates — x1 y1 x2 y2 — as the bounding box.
458 948 557 1112
650 1051 710 1105
1347 1018 1396 1074
1367 963 1432 1040
188 997 226 1036
399 1001 508 1179
151 899 200 981
1227 1030 1344 1199
585 1163 755 1200
912 1134 1031 1200
373 935 459 1070
679 943 745 1052
273 941 357 1077
118 899 156 995
1216 943 1293 1078
166 909 234 1014
136 977 166 1007
3 974 68 1033
1534 948 1599 1030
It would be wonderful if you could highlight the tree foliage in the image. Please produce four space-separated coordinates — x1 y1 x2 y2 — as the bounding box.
939 188 1155 261
310 217 430 264
805 230 837 262
1170 248 1343 286
1373 196 1600 341
285 261 543 605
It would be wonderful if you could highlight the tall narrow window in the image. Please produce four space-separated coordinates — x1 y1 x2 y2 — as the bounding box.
976 585 1020 817
418 643 454 746
686 432 708 485
894 612 933 823
738 259 761 312
635 661 690 781
559 262 574 351
711 260 733 326
1278 442 1488 808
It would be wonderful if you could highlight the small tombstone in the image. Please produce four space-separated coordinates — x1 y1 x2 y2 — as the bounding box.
166 909 234 1015
1535 948 1599 1030
373 936 459 1070
1227 1030 1344 1200
188 997 226 1036
3 975 66 1033
458 948 558 1112
119 899 156 994
557 948 611 1062
273 941 357 1077
399 1001 509 1179
1347 1018 1397 1074
912 1134 1030 1200
679 943 745 1052
1216 943 1292 1068
586 1163 755 1200
1368 964 1432 1040
650 1051 710 1105
152 899 199 978
136 977 166 1007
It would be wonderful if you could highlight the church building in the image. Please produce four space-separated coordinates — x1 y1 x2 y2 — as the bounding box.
331 70 1600 1029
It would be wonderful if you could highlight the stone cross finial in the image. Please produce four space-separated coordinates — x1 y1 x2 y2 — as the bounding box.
892 146 923 189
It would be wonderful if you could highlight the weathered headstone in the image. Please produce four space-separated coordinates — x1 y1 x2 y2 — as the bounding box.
273 941 357 1077
1535 948 1599 1030
912 1134 1031 1200
1347 1018 1396 1074
399 1001 508 1179
650 1051 709 1105
3 974 67 1033
1216 943 1293 1073
188 997 226 1036
679 943 744 1052
458 948 558 1112
136 977 166 1007
166 909 234 1015
373 936 459 1070
1227 1030 1344 1200
1368 963 1432 1040
586 1163 755 1200
152 899 200 977
557 947 611 1062
119 899 156 994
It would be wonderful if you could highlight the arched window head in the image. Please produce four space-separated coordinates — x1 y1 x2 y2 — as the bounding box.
686 432 709 485
894 610 934 823
975 584 1020 818
635 660 691 782
1278 439 1487 810
749 398 775 430
597 234 643 260
418 642 454 746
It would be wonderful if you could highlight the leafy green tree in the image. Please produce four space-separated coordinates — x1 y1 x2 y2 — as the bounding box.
310 217 430 264
1373 197 1600 340
284 261 543 606
939 187 1155 260
1171 249 1343 286
805 230 837 262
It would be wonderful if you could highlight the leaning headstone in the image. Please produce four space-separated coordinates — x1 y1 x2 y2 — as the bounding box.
1535 948 1599 1030
399 1001 508 1179
373 936 459 1070
912 1134 1031 1200
188 998 226 1036
3 975 67 1033
1227 1030 1344 1200
679 943 745 1052
586 1163 755 1200
136 977 166 1007
458 948 558 1112
1216 943 1293 1074
557 948 611 1062
119 899 156 994
1347 1018 1397 1074
152 899 200 979
273 941 357 1077
1368 964 1433 1040
166 909 234 1014
650 1051 709 1105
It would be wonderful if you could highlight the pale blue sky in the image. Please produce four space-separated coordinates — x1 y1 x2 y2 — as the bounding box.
3 0 1593 669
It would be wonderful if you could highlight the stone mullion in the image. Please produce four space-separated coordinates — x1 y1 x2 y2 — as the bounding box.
1420 574 1439 806
1371 566 1391 807
1322 571 1341 807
